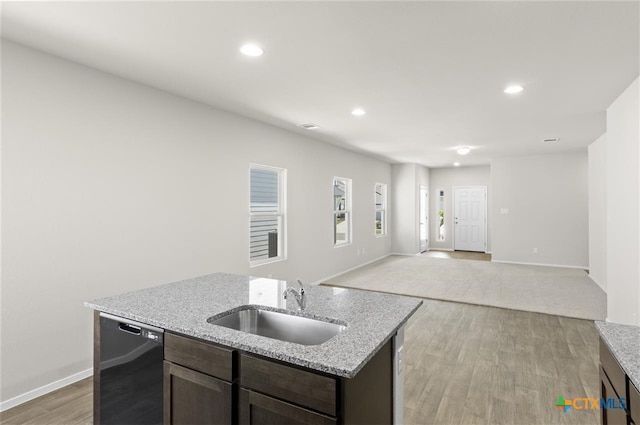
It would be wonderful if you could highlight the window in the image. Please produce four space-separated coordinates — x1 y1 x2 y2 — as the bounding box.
249 164 286 265
375 183 387 236
438 190 445 241
333 177 352 246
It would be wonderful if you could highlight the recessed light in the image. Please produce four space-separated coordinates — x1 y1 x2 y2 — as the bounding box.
504 85 524 94
453 162 461 167
351 108 366 116
456 146 471 155
240 44 264 57
298 123 320 130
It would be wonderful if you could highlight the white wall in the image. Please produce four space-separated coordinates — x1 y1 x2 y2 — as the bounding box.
390 163 429 255
606 77 640 325
391 164 417 254
491 153 588 268
0 41 392 403
429 166 491 252
588 134 607 291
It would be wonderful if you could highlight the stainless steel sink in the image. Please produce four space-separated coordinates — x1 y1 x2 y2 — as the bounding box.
207 307 345 346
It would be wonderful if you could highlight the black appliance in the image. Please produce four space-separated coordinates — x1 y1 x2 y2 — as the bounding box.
99 312 164 425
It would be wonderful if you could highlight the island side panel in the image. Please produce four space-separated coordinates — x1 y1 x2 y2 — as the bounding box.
341 338 393 425
93 310 101 425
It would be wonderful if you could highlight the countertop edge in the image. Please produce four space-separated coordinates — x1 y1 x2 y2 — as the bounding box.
595 321 640 392
339 299 423 378
85 298 424 379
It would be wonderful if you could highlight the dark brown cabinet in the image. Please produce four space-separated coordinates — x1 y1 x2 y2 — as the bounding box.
239 339 393 425
164 362 233 425
163 332 236 425
240 354 337 417
239 389 337 425
630 378 640 425
600 338 637 425
600 366 627 425
160 331 393 425
162 331 393 425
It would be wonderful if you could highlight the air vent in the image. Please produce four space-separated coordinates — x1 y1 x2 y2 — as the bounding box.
298 123 320 130
542 137 560 143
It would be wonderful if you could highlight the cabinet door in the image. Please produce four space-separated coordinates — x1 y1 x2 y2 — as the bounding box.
164 361 233 425
630 379 640 425
600 367 627 425
239 389 336 425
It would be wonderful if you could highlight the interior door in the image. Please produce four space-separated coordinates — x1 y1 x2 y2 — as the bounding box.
453 187 486 252
419 186 429 252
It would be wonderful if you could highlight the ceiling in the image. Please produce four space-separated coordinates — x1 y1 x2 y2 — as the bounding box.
2 1 638 167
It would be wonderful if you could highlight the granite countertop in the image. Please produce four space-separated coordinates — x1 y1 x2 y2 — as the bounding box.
595 321 640 391
85 272 423 378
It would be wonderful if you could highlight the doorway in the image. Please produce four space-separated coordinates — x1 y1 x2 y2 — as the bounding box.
453 186 487 252
419 186 429 252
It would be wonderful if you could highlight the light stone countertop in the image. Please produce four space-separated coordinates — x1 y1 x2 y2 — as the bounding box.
85 272 423 378
595 321 640 391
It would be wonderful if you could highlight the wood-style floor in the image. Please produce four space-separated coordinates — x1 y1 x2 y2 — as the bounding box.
0 377 92 425
404 300 600 425
1 300 599 425
421 249 492 262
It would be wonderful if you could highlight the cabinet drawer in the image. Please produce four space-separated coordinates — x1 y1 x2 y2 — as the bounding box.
165 332 233 381
240 354 336 416
240 389 336 425
631 379 640 424
600 338 626 399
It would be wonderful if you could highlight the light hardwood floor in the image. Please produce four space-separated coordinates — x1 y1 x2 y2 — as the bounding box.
404 300 600 425
0 377 92 425
421 250 492 262
1 300 599 425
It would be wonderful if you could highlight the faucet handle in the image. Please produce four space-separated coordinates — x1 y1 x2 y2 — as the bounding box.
296 278 304 288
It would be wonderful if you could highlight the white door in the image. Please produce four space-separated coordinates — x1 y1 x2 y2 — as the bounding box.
419 186 429 252
453 187 486 252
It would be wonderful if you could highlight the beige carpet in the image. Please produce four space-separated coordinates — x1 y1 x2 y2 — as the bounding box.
323 255 606 321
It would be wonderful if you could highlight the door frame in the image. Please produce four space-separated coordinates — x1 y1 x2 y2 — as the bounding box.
419 185 429 252
452 186 488 252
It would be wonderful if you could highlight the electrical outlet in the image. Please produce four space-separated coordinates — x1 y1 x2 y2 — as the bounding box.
533 248 538 254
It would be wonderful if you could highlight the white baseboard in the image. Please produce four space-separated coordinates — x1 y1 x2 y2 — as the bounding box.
587 274 607 294
389 252 422 256
0 368 92 412
312 253 392 285
491 259 589 270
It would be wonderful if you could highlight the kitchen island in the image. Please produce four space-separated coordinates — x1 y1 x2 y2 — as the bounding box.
86 272 423 425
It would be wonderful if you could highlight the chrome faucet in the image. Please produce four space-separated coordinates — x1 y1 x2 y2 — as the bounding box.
283 278 306 310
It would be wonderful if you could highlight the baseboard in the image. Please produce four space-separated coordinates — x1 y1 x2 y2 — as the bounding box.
0 368 92 412
389 252 422 256
312 253 392 285
427 248 454 252
587 274 607 294
491 259 589 270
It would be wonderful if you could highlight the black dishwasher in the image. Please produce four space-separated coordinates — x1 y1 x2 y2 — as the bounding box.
99 312 164 425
